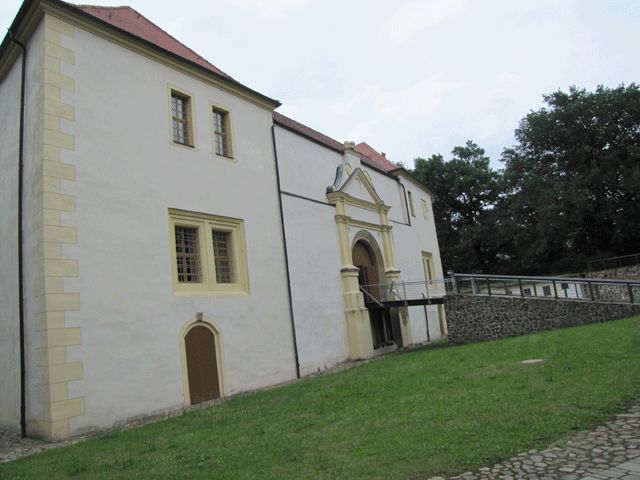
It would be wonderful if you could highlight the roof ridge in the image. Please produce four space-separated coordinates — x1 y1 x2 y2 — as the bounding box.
74 3 230 78
72 4 132 9
273 111 344 152
115 4 226 75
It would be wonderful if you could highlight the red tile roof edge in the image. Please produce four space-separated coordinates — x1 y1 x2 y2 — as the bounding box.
272 111 344 153
272 112 399 175
75 4 231 79
58 1 279 107
354 142 399 173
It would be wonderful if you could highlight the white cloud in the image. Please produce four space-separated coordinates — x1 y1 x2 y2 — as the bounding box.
330 73 468 141
227 0 311 17
384 0 466 46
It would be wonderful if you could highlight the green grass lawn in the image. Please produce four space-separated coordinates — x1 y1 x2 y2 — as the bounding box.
3 317 640 480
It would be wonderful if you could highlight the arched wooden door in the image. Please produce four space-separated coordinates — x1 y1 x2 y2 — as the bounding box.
185 325 220 404
352 240 395 349
352 241 380 301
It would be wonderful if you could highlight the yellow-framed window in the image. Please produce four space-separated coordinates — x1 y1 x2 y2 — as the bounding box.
169 209 249 294
211 107 232 158
171 90 194 146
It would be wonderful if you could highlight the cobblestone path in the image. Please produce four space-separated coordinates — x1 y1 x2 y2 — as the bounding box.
448 402 640 480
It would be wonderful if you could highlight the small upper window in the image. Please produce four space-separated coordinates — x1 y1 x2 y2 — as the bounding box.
212 107 232 157
171 90 193 146
407 190 416 217
421 198 429 220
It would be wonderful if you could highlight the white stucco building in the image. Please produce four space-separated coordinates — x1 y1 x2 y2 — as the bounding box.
0 0 446 440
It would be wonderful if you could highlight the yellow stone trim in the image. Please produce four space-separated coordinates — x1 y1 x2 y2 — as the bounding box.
34 276 64 296
42 176 61 193
45 71 74 92
40 5 276 110
43 277 64 294
35 312 66 332
47 362 83 384
41 293 80 312
44 114 60 131
43 259 78 277
346 217 385 232
43 160 76 180
50 397 85 422
44 55 60 73
328 171 413 356
43 145 62 161
44 129 75 150
327 190 389 213
36 346 67 366
44 84 60 101
46 14 75 38
167 84 198 150
208 100 236 160
43 328 81 347
38 383 69 404
42 208 61 225
27 15 84 440
43 225 76 244
169 209 250 295
44 99 75 121
27 419 67 441
44 41 74 65
179 319 227 405
43 243 62 260
43 192 75 211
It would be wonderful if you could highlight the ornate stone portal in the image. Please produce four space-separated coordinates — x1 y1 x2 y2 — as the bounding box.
327 163 412 359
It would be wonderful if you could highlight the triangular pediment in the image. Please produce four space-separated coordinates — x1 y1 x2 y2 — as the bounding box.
338 168 384 206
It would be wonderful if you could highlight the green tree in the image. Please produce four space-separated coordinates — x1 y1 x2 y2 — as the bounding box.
501 84 640 273
413 141 502 273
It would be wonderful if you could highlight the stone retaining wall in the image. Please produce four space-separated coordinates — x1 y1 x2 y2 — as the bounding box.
587 264 640 280
444 295 640 345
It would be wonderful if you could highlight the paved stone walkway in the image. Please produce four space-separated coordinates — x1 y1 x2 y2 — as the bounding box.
449 402 640 480
0 429 50 464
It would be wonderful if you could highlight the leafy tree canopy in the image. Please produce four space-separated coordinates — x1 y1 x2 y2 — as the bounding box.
411 84 640 275
413 141 501 273
501 84 640 273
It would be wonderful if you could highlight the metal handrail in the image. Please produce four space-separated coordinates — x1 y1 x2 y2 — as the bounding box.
588 253 640 272
359 285 384 307
449 273 639 305
452 273 640 285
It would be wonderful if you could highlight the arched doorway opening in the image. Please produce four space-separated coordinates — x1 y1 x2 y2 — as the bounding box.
184 324 221 404
352 239 399 349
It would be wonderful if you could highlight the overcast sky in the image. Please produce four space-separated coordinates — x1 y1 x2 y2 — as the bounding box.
2 0 639 167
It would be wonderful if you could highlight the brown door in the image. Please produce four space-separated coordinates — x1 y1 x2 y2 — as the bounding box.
352 241 380 301
185 325 220 404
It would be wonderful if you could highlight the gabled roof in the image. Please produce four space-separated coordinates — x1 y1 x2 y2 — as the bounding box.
272 112 399 175
273 111 344 153
75 5 232 80
354 142 399 173
0 0 279 108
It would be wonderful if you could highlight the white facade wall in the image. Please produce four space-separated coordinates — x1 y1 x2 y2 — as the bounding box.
21 21 48 433
282 196 348 375
274 126 350 374
275 124 446 371
56 25 296 434
0 52 22 431
393 175 446 342
2 6 448 437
